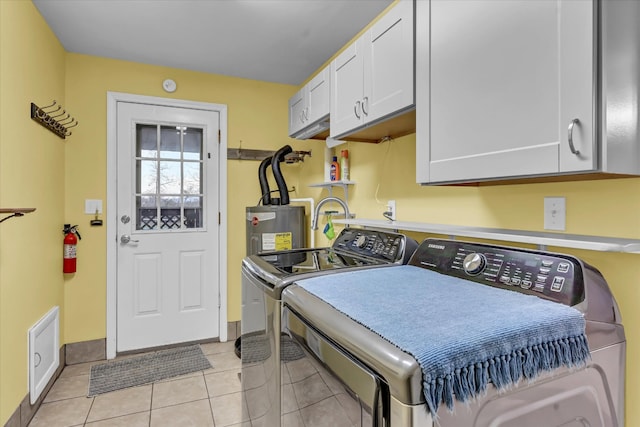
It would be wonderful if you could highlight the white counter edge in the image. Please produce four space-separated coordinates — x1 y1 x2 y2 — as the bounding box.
332 218 640 253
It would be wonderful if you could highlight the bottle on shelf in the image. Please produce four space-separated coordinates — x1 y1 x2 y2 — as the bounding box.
340 149 349 181
330 156 341 181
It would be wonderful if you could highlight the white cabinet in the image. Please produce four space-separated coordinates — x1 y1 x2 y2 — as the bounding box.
288 65 331 139
416 0 597 184
330 0 414 140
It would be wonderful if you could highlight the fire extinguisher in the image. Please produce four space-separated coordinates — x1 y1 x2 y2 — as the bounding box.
63 224 81 274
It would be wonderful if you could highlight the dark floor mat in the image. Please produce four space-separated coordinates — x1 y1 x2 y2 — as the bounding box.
88 344 211 396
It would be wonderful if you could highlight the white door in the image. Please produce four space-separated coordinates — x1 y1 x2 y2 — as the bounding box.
116 102 220 352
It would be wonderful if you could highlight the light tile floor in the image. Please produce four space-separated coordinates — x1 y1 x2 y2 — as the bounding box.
28 341 249 427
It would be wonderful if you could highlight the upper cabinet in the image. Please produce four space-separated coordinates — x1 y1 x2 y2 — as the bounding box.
416 0 640 184
289 65 331 140
330 0 415 141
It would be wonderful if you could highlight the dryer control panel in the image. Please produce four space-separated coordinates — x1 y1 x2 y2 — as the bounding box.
332 228 416 264
409 239 585 306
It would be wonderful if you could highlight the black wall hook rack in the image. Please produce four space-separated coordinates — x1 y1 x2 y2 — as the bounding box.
30 100 78 139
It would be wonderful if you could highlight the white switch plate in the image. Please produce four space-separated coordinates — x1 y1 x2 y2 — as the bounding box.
85 199 103 214
544 197 565 231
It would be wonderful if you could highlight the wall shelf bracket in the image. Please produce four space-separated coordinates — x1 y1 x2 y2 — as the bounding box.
0 208 36 224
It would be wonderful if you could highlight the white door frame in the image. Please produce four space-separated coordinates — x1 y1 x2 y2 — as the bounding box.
106 91 228 359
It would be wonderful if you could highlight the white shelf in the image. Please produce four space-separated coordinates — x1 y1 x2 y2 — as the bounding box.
308 180 356 188
0 208 36 224
309 181 355 199
332 218 640 253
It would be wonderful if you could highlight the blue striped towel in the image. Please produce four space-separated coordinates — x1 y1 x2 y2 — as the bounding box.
295 265 590 414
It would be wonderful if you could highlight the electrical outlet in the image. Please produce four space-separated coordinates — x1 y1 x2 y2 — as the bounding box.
544 197 566 231
387 200 396 221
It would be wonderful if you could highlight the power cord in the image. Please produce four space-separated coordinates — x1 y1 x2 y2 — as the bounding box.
373 137 395 220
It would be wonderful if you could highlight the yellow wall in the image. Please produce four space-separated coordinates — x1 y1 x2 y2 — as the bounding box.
63 54 302 340
0 1 67 423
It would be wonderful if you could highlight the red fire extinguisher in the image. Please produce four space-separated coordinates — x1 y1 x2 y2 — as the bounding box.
63 224 81 274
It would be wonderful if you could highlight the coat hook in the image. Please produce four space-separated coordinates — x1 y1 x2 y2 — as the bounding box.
58 116 74 125
66 120 79 130
41 100 57 110
49 109 67 119
37 105 60 119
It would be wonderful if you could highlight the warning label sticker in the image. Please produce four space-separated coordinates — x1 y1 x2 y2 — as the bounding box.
262 232 293 251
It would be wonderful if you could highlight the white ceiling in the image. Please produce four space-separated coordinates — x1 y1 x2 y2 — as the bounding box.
33 0 394 86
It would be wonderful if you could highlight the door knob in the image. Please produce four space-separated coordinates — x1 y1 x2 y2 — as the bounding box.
120 234 139 244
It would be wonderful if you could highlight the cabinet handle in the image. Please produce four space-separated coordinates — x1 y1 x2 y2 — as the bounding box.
304 107 309 121
567 118 581 155
354 100 361 119
362 97 369 116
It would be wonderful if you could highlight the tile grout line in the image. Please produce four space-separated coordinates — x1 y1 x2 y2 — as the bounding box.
202 370 218 426
149 380 155 426
82 409 150 426
82 396 95 426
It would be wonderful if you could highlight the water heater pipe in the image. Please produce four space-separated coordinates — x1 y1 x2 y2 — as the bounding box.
290 198 315 248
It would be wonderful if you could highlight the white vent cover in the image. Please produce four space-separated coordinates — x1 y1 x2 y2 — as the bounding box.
29 306 59 404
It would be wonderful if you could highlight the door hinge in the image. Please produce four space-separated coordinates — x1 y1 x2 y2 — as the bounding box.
208 153 211 159
218 212 221 225
218 129 221 143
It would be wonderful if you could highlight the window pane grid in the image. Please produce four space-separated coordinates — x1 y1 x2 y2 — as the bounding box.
135 124 204 231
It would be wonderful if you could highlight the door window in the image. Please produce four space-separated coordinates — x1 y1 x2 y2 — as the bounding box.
135 124 204 230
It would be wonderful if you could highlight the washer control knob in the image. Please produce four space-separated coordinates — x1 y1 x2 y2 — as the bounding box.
463 252 487 275
355 235 367 248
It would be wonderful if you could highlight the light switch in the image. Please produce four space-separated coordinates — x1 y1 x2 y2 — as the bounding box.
85 199 103 214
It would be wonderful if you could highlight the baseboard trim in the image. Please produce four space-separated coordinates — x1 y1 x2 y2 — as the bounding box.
227 320 240 340
65 338 106 365
3 345 65 427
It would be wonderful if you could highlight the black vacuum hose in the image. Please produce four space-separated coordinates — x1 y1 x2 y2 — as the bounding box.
258 156 272 206
271 145 293 206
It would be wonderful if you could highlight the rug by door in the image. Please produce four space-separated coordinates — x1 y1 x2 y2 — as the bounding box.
88 344 212 396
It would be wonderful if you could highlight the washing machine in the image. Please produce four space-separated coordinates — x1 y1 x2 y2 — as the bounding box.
240 228 418 427
282 238 625 426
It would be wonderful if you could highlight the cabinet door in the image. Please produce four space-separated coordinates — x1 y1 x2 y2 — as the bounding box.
423 0 594 183
559 0 594 173
330 41 365 138
288 87 307 137
367 0 414 124
306 65 331 125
